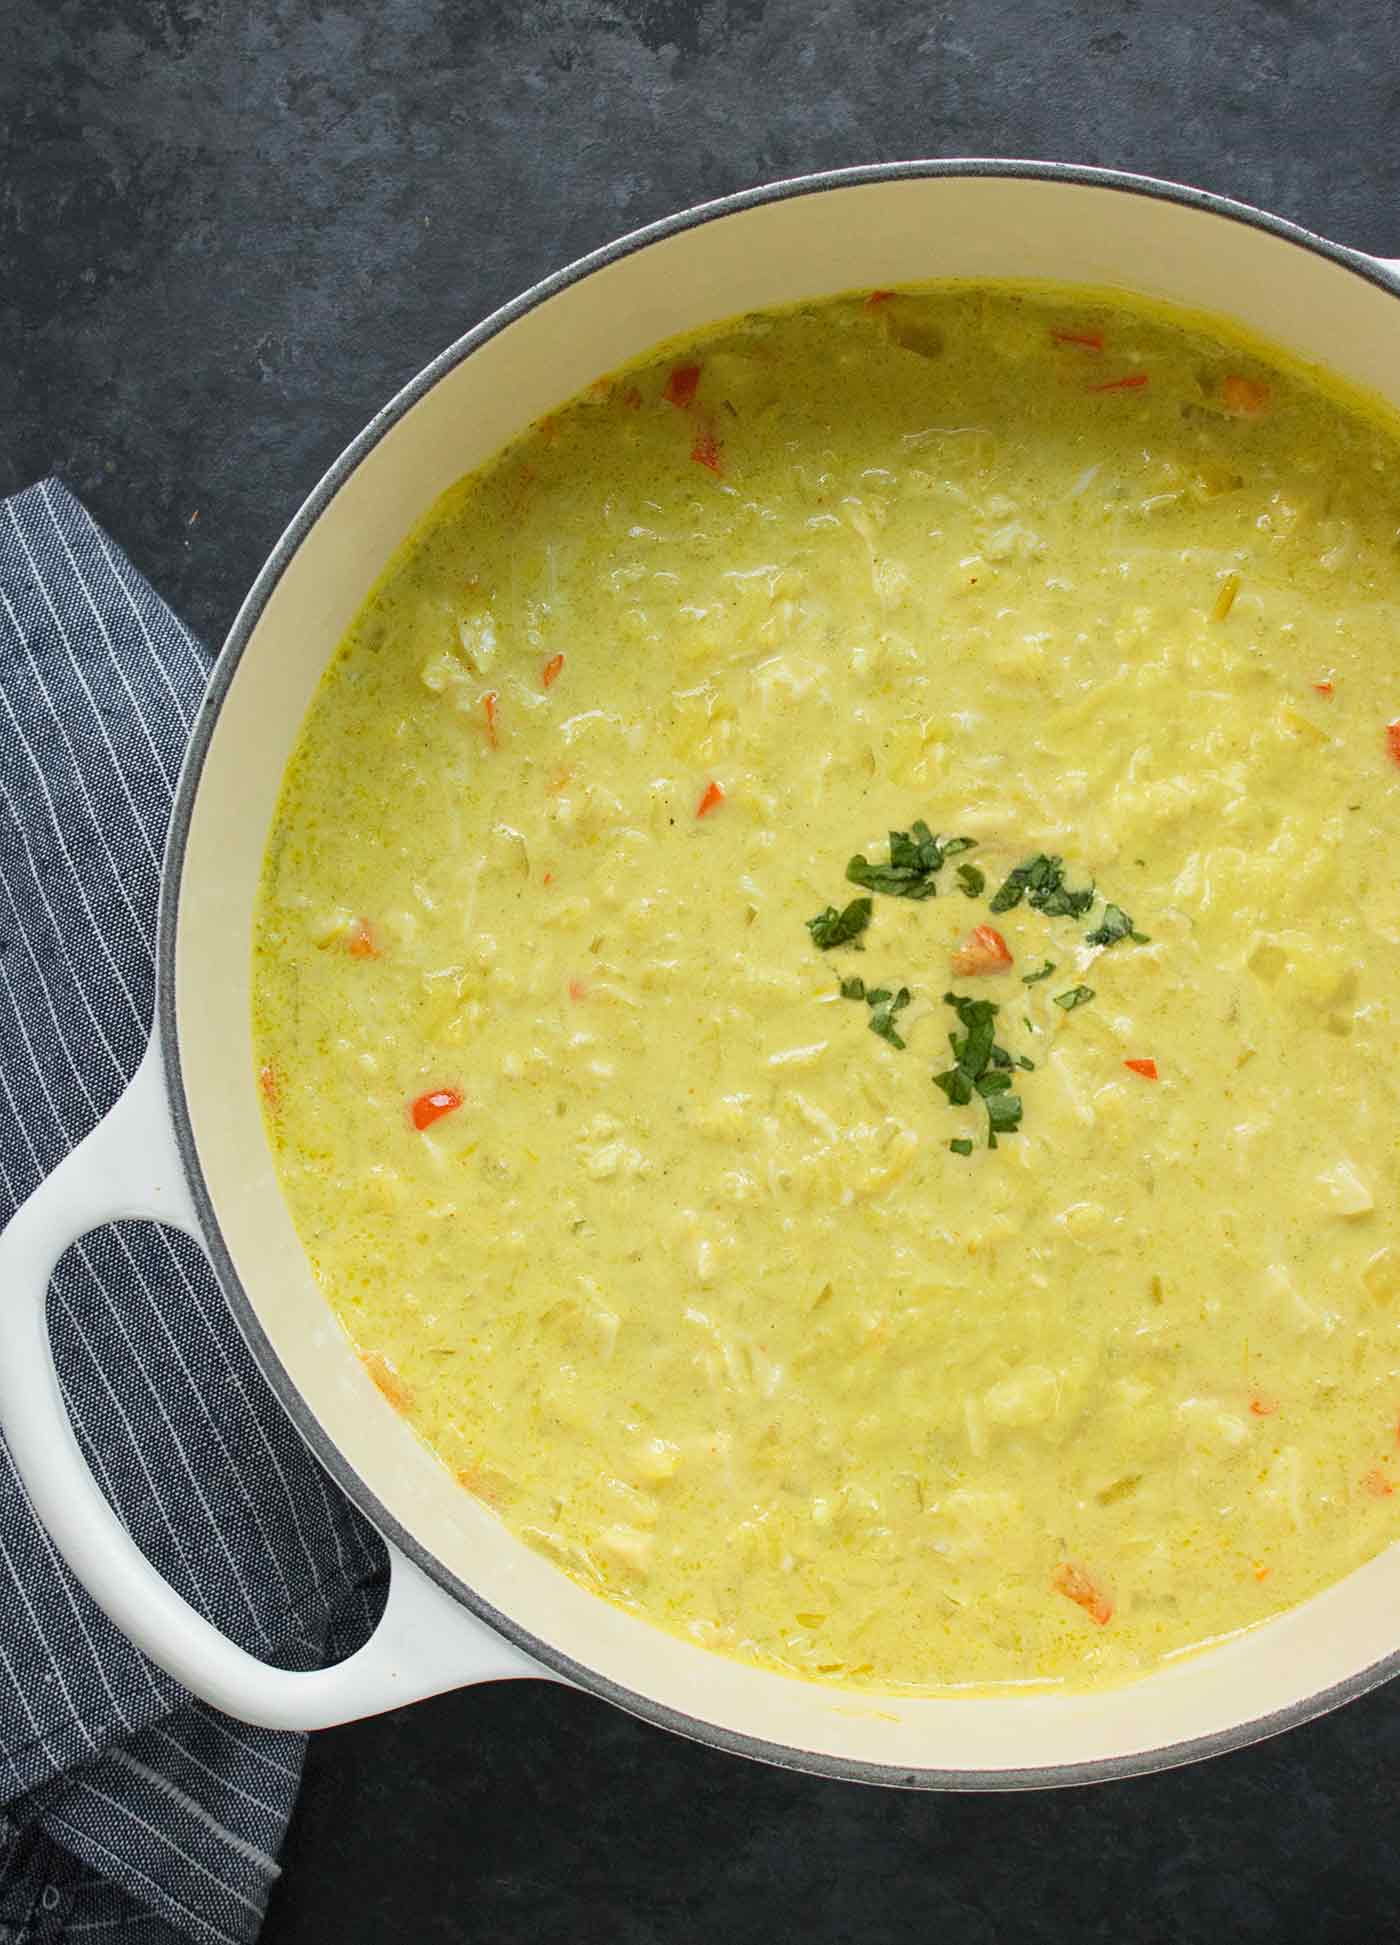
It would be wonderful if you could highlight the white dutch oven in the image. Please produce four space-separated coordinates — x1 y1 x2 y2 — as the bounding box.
4 160 1400 1790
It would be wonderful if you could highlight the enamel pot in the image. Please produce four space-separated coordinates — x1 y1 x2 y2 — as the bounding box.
3 161 1399 1790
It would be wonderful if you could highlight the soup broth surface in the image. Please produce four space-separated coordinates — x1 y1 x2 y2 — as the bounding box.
254 283 1400 1693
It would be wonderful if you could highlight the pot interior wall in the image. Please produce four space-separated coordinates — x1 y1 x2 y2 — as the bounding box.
174 170 1400 1779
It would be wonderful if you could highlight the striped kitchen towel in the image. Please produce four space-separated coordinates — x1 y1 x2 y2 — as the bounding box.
0 479 386 1944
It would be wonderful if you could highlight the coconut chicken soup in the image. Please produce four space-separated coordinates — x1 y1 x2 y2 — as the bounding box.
254 283 1400 1695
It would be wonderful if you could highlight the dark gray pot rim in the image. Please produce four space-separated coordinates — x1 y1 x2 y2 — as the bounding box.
158 157 1400 1792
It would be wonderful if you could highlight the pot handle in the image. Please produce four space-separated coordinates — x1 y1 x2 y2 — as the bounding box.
0 1042 542 1730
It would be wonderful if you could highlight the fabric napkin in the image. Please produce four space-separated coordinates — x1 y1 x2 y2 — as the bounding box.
0 479 386 1945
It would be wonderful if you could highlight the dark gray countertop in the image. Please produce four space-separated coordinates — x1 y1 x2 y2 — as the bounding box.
6 3 1400 1939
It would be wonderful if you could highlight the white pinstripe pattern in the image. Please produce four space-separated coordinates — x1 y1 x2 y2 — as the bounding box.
0 1634 43 1795
0 951 294 1631
0 855 126 1097
35 490 183 799
104 1758 277 1877
61 1786 264 1920
0 1105 223 1642
160 1717 297 1790
0 482 385 1944
0 1321 138 1745
0 1014 287 1647
0 686 151 1034
0 1513 96 1761
144 1732 280 1826
43 1814 246 1945
64 1921 177 1939
0 623 159 976
3 508 166 869
0 1144 177 1741
87 547 199 733
125 1237 311 1615
78 504 206 706
0 773 132 1085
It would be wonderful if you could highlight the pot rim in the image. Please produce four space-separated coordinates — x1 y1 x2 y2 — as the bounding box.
158 156 1400 1791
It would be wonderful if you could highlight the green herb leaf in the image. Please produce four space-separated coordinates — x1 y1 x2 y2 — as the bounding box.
949 1138 974 1156
807 897 872 950
990 854 1094 918
839 976 866 1001
988 868 1029 914
1053 984 1096 1011
846 858 938 898
933 1066 975 1107
942 991 999 1080
955 862 986 898
846 822 976 900
989 853 1054 912
891 820 940 870
935 991 1031 1146
1043 884 1096 919
1085 903 1142 949
1021 959 1056 985
867 985 911 1050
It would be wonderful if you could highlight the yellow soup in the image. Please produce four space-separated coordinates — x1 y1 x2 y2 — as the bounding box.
253 283 1400 1695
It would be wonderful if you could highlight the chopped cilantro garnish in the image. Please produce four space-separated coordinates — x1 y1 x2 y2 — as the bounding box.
943 991 999 1079
934 1064 975 1106
933 991 1025 1148
868 985 911 1049
807 897 872 950
846 822 976 900
989 854 1095 918
837 975 911 1047
1085 903 1148 949
985 1088 1024 1147
811 822 1144 1150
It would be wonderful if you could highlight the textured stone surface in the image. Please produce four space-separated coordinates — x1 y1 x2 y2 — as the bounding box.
267 1675 1400 1943
7 2 1400 1939
6 0 1400 652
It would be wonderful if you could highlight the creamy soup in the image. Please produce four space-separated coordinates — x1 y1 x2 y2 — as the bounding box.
253 284 1400 1695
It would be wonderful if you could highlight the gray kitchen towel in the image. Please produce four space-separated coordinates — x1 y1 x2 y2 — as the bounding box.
0 479 386 1945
